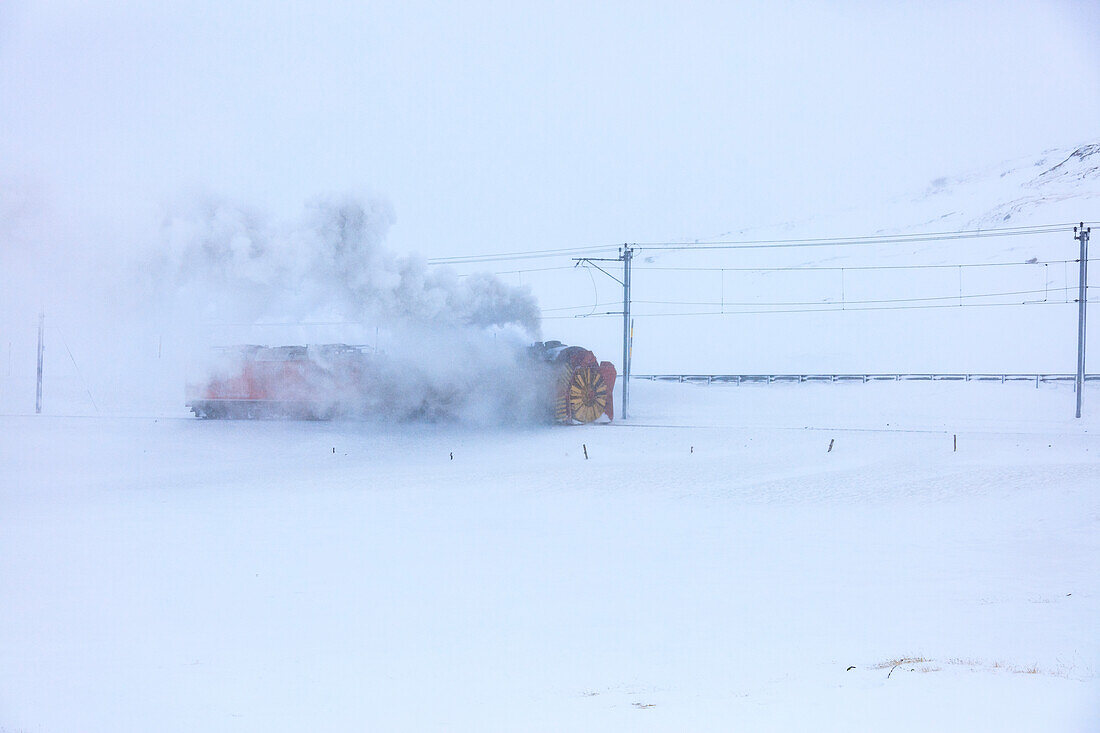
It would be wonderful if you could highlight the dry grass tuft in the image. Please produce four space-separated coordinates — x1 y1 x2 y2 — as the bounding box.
872 656 930 669
873 656 1048 677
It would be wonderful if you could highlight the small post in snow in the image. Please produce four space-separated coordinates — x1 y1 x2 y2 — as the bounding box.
583 444 588 460
35 313 44 414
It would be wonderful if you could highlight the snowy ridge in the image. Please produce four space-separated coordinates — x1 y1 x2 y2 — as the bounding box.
531 141 1100 377
1030 143 1100 189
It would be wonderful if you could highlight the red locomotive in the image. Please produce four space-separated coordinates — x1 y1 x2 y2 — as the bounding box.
187 341 616 424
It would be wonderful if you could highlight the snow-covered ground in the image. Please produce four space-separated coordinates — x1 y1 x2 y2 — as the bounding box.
3 379 1098 731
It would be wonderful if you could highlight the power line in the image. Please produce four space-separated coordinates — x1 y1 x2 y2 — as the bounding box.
632 222 1090 251
542 290 1092 319
630 258 1093 273
427 244 618 265
542 299 1080 319
205 320 371 327
540 301 620 313
455 265 577 278
628 287 1073 309
451 257 1098 280
426 222 1094 267
191 284 1092 323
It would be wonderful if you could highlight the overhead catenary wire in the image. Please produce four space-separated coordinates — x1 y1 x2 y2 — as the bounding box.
540 301 621 313
628 258 1096 273
192 284 1097 321
455 265 577 278
193 222 1096 326
541 296 1089 319
456 258 1098 278
625 286 1076 309
630 222 1091 251
427 244 618 265
427 222 1096 266
196 279 1093 321
205 320 372 327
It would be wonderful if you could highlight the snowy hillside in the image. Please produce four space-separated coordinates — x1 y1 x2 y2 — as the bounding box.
489 142 1100 377
713 142 1100 236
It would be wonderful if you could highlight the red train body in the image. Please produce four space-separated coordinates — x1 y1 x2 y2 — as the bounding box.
186 345 370 420
187 341 616 423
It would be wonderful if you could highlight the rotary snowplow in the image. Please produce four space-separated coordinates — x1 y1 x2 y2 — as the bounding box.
186 341 616 424
527 341 617 424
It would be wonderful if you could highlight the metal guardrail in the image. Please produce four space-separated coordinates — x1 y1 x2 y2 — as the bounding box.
633 373 1100 385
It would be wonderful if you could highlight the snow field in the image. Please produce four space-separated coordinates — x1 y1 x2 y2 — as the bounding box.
1 380 1098 731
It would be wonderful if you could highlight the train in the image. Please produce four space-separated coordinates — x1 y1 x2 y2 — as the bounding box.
186 341 616 424
528 340 617 423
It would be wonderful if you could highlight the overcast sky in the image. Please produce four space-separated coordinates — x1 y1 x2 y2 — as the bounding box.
2 0 1099 259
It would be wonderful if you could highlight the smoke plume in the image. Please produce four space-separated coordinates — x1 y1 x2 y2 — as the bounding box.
158 194 549 424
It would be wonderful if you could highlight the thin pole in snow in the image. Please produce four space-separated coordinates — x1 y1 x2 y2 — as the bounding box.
1075 223 1090 418
35 313 44 414
622 245 633 420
